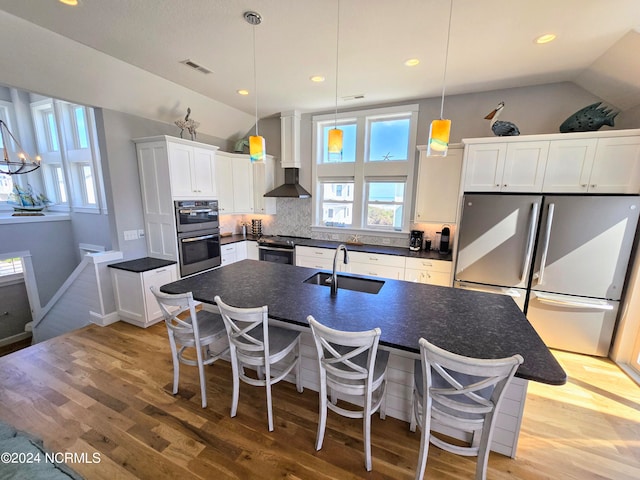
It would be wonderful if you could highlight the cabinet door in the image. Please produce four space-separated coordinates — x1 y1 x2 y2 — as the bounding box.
464 143 506 192
168 143 196 198
221 244 237 266
232 156 254 213
589 136 640 193
253 156 277 214
142 265 177 326
214 154 235 213
404 268 451 286
502 141 549 192
414 146 462 223
247 241 259 260
543 138 596 193
192 147 217 198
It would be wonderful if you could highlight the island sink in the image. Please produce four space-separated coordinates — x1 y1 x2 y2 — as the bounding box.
303 272 384 294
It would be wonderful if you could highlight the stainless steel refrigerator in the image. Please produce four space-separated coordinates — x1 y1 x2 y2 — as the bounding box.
454 193 640 356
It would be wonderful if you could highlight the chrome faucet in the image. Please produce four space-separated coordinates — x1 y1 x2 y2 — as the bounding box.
331 244 349 295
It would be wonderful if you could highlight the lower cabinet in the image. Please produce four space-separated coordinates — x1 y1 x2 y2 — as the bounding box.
296 246 344 271
404 258 452 286
110 262 178 328
246 241 259 260
347 251 406 280
221 242 248 266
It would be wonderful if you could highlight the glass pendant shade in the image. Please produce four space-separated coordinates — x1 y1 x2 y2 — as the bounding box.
427 119 451 157
327 128 343 154
249 135 265 163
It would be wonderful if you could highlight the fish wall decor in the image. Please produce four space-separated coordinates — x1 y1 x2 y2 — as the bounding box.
559 102 618 133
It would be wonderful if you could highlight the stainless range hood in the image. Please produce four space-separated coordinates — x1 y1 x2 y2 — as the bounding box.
264 168 310 198
264 110 312 198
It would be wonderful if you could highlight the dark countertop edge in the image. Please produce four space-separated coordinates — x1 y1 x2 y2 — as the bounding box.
220 234 452 261
108 257 177 273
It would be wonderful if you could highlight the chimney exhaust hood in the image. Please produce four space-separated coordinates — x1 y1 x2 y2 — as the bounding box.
264 110 312 198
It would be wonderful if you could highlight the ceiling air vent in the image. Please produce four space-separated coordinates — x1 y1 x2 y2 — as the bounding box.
180 59 212 74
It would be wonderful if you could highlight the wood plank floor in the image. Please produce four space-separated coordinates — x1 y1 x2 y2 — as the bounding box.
0 321 638 479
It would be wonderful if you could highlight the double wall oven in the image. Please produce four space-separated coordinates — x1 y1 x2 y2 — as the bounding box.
175 200 221 276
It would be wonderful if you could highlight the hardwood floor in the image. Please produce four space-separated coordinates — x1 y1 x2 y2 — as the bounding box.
0 321 638 479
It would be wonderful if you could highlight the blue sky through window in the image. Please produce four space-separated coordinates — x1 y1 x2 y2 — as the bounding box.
369 118 409 162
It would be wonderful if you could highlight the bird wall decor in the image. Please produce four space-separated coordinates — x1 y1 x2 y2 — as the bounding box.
484 101 520 136
174 107 200 140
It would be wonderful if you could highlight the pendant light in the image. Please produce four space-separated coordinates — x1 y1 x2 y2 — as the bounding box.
0 120 41 175
427 0 454 157
245 11 265 163
327 0 343 155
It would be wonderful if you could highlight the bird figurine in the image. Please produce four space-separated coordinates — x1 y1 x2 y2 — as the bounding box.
484 102 520 136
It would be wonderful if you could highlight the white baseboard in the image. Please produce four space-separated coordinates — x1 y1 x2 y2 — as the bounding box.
90 310 120 327
0 331 32 347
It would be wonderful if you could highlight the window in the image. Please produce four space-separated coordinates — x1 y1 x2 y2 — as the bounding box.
313 105 418 233
0 102 18 202
31 99 104 213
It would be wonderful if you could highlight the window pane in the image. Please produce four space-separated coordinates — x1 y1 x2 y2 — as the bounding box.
322 123 356 163
368 117 410 162
0 174 14 201
0 258 23 276
82 165 96 204
322 182 353 201
45 111 60 152
74 107 89 149
368 182 405 202
322 182 353 227
367 182 405 229
367 204 403 228
55 166 67 203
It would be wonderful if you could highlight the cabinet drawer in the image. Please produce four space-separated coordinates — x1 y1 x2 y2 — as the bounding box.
348 251 406 268
404 257 451 273
349 262 404 280
296 256 335 270
296 246 334 259
404 268 451 286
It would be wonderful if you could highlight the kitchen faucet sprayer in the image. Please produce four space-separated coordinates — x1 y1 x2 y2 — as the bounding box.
331 244 349 296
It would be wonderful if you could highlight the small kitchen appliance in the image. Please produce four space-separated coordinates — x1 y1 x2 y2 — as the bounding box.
439 225 451 254
409 230 424 251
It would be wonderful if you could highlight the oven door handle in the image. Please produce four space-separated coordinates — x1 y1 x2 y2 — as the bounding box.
181 234 216 243
258 246 295 253
179 208 214 214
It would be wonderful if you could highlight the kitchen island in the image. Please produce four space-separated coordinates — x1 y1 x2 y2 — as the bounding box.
161 259 566 457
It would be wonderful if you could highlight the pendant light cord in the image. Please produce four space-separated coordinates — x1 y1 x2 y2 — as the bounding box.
334 0 340 129
253 24 259 137
439 0 453 120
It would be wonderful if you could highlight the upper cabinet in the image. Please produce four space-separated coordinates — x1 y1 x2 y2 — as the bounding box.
167 141 218 199
463 129 640 195
414 145 463 223
214 151 277 215
464 141 548 192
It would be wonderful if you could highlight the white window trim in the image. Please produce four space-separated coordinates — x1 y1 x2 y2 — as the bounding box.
312 104 418 233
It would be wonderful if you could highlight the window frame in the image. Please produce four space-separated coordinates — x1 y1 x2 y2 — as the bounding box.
311 104 418 235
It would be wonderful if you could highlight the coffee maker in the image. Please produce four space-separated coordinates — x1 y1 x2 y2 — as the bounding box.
439 225 451 254
409 230 424 251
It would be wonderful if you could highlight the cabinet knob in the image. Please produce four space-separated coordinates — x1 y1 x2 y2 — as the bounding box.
591 184 597 188
503 184 508 187
496 184 500 187
581 184 588 188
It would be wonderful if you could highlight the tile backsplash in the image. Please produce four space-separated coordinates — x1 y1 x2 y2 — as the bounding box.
220 197 455 251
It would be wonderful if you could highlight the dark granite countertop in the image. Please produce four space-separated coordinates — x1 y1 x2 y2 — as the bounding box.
220 234 452 261
161 259 566 386
108 257 177 273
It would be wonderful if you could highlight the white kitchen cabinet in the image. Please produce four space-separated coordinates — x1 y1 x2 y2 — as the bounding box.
296 246 345 271
542 138 597 192
167 141 218 199
414 145 463 223
221 241 249 266
347 251 406 280
246 241 259 260
589 136 640 193
110 261 178 328
404 257 452 286
253 155 277 214
215 151 277 214
464 141 548 192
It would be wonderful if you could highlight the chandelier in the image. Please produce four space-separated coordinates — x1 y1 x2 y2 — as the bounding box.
0 120 41 175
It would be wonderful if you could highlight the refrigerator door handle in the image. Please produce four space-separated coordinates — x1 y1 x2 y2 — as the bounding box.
521 202 539 282
537 202 555 285
534 292 614 310
456 282 522 298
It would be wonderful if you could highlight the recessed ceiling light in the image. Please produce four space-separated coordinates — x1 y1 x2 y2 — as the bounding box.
59 0 79 5
404 58 420 67
237 89 249 96
535 33 557 44
310 75 325 83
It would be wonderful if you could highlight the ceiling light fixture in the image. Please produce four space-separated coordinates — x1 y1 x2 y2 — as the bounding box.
59 0 78 6
310 75 326 83
244 10 265 163
535 33 557 44
427 0 454 157
0 120 41 175
405 58 420 67
327 0 343 156
237 89 249 96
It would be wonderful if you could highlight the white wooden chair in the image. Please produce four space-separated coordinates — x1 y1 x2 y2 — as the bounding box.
214 295 303 431
410 337 523 480
150 286 228 408
307 315 389 472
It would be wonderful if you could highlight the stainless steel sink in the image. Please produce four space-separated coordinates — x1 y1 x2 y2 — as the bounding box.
303 272 384 294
